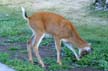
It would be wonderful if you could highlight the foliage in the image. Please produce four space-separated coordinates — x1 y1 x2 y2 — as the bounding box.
0 6 108 71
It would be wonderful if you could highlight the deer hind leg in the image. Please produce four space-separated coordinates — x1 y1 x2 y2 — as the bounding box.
27 35 35 64
55 37 62 65
33 33 45 67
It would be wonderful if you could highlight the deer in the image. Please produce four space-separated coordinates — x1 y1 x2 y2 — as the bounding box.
21 7 92 67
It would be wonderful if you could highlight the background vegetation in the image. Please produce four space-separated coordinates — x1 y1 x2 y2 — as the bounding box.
0 0 108 71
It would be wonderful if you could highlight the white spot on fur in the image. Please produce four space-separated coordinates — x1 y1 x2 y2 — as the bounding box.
61 39 68 42
83 46 91 51
78 46 91 55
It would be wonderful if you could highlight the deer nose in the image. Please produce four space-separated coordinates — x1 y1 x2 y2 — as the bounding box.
79 48 93 58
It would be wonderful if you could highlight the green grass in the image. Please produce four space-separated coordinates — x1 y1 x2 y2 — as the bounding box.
0 6 108 71
0 53 44 71
88 4 108 18
0 6 31 42
8 47 21 51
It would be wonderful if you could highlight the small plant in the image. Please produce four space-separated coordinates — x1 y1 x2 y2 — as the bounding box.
8 47 20 51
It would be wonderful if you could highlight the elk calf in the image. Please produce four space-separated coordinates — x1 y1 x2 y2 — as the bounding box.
21 7 92 67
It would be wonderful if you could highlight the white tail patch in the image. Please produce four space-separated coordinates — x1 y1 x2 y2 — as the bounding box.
21 7 28 20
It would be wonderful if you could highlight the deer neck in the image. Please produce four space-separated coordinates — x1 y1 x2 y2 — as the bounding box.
73 35 88 48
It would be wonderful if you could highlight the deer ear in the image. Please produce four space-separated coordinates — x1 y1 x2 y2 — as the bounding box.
88 43 91 46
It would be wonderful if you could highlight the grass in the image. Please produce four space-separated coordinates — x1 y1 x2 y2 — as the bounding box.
89 4 108 18
0 5 108 71
0 6 30 42
8 47 21 51
0 53 44 71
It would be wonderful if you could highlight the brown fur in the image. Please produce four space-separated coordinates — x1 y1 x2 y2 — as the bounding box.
28 12 88 48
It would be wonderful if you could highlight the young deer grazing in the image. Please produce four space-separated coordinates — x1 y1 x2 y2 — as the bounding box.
21 7 92 67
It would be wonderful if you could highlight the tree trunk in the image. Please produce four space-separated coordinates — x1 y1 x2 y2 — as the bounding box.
94 0 108 11
105 0 108 10
95 0 104 10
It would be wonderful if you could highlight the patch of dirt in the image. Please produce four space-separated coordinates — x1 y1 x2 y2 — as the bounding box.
0 37 56 60
0 37 103 71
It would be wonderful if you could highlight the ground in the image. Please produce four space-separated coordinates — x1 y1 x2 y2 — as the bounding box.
0 37 103 71
0 0 108 71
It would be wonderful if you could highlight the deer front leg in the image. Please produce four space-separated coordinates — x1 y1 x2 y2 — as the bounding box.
69 47 80 61
55 37 62 65
33 33 45 67
63 42 80 61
